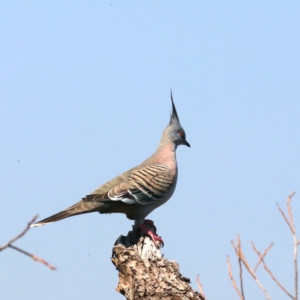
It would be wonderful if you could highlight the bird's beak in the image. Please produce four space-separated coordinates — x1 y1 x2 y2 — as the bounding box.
184 140 190 147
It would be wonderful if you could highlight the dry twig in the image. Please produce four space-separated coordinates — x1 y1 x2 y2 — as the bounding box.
0 215 56 270
252 242 293 299
237 237 245 299
230 236 271 300
227 254 244 300
229 192 299 300
253 243 273 273
196 274 206 300
277 192 298 300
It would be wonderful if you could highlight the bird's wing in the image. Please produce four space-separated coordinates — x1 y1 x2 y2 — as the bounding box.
85 164 174 205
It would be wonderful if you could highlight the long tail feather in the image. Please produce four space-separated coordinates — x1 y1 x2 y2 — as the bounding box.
30 198 125 227
30 209 85 227
30 200 102 227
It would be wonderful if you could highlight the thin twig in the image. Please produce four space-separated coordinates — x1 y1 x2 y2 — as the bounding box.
227 255 244 300
237 237 245 299
253 243 273 273
232 237 271 300
251 242 293 299
9 245 56 270
277 203 294 234
277 192 298 300
0 215 56 270
196 274 206 299
0 215 38 251
285 192 297 300
286 192 298 300
230 193 299 300
287 192 296 233
238 258 245 299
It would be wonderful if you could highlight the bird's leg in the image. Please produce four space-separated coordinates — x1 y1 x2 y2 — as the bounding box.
138 220 164 247
144 219 157 232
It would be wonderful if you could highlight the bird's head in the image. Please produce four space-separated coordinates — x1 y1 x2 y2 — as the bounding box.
162 91 190 148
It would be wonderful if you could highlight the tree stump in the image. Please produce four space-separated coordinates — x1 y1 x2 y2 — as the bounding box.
111 225 205 300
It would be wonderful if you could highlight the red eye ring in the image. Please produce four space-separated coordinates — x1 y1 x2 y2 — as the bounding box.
178 130 184 136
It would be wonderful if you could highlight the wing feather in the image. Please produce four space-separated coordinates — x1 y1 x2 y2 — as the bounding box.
107 164 173 205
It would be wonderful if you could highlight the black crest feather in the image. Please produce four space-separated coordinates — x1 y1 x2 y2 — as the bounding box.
170 89 180 125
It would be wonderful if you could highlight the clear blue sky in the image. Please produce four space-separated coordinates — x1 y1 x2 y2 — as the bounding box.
1 2 300 299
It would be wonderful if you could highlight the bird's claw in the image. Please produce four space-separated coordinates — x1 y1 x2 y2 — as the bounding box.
138 221 164 248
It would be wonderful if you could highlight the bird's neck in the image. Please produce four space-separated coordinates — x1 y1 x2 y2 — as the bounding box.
153 141 177 165
156 140 176 152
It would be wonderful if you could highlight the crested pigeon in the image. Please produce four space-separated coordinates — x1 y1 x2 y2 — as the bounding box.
31 92 190 246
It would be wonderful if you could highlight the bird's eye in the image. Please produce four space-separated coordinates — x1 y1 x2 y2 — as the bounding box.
178 130 184 137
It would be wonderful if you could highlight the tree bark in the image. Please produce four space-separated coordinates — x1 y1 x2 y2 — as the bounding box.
111 225 205 300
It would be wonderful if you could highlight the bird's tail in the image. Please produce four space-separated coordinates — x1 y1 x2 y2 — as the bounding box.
30 200 101 227
31 210 76 227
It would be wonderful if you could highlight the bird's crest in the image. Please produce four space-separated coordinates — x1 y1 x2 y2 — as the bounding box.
169 90 181 125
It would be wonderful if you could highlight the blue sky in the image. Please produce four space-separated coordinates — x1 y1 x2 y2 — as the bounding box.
1 2 300 299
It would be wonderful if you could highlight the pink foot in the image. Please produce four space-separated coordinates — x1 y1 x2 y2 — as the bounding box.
144 219 157 232
138 221 164 248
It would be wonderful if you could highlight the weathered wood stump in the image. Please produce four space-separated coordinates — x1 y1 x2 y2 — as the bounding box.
111 225 205 300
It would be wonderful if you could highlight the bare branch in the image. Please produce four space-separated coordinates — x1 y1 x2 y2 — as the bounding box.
231 236 271 300
227 255 244 300
252 242 293 299
229 193 299 300
0 215 38 251
196 274 206 300
287 192 296 234
287 192 298 300
0 215 56 270
286 192 298 300
277 203 294 234
253 243 273 273
237 237 245 299
9 245 56 270
277 192 298 299
238 257 245 299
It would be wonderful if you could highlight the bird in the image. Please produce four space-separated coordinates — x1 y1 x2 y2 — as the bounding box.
31 92 190 246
